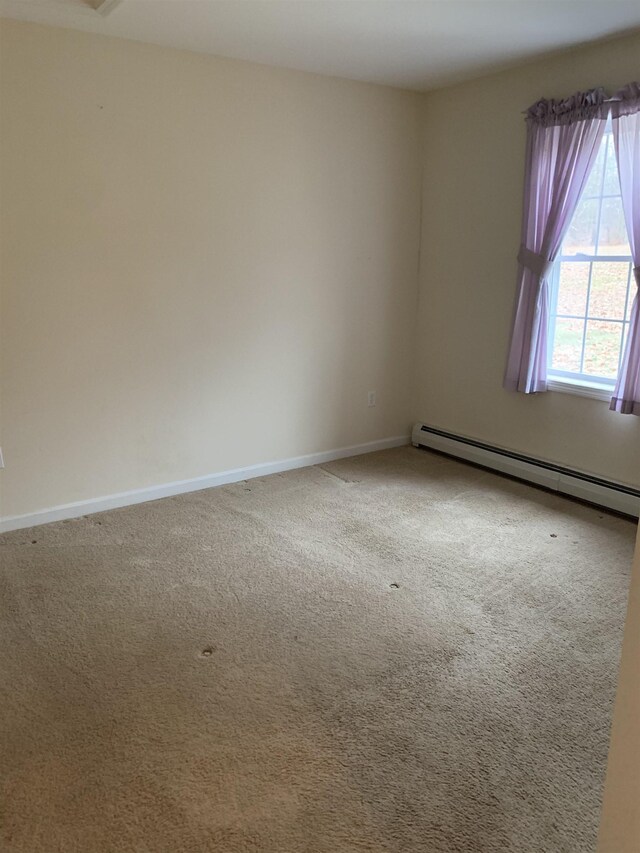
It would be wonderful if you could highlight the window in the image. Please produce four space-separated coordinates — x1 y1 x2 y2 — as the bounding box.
548 121 633 397
505 83 639 411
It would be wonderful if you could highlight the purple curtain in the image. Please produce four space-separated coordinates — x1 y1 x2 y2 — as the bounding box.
610 83 640 415
504 90 608 393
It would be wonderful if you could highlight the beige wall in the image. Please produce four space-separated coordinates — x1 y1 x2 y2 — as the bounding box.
3 20 640 521
0 20 422 519
414 31 640 487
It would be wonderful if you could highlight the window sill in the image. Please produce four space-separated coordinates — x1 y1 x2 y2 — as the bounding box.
547 376 613 402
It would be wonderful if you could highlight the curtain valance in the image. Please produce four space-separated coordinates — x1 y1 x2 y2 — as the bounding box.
525 87 610 127
525 83 640 126
610 81 640 118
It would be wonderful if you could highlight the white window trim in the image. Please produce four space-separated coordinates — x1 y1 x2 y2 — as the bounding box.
547 375 613 402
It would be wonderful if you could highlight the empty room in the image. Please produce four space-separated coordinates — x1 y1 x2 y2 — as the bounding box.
1 1 639 851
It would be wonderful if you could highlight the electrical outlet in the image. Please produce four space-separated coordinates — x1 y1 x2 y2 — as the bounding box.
367 391 376 407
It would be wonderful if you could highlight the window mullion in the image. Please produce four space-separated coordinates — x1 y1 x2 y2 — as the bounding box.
556 314 624 324
547 262 561 370
622 261 633 327
593 132 609 256
579 261 594 373
618 263 634 375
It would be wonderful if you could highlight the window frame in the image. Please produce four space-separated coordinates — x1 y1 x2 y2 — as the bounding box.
547 123 634 401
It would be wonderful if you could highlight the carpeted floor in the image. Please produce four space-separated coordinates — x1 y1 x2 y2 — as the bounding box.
0 446 635 853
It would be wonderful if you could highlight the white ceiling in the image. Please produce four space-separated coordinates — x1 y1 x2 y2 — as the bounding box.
1 0 639 91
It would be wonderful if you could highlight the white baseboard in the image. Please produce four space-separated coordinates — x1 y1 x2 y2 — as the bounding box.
412 423 640 518
0 435 410 534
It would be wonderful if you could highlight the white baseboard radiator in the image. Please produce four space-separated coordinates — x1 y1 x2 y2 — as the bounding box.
412 423 640 518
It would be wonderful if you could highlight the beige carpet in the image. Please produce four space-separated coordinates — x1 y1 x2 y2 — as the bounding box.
0 447 635 853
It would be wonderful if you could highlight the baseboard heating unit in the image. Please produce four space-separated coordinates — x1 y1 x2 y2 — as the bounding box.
412 423 640 518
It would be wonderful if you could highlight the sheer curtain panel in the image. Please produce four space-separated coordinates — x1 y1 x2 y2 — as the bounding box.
610 83 640 415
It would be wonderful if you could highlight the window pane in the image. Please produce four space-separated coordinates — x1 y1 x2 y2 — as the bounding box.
583 320 623 378
602 136 621 195
582 136 606 198
597 196 630 255
551 318 584 372
556 261 589 316
588 262 630 320
563 197 598 255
